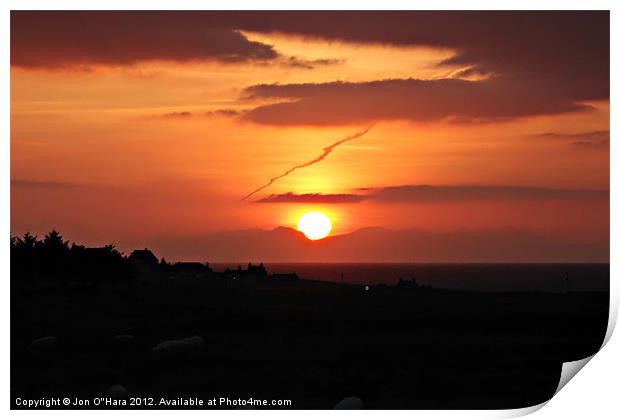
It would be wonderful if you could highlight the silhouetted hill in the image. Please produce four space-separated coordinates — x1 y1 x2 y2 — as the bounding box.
149 226 609 263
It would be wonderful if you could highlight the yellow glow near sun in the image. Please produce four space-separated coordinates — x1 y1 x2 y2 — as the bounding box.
297 211 332 240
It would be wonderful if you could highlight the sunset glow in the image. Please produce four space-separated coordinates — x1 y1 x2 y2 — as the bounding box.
9 11 609 262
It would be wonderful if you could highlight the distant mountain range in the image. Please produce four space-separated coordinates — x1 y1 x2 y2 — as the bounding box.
146 226 609 263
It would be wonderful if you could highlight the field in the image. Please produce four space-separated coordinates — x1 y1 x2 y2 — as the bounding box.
11 276 609 409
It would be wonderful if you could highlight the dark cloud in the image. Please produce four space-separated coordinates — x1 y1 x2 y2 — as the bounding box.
534 130 610 148
257 192 364 203
12 12 608 94
11 12 349 70
282 56 345 69
207 109 240 117
11 11 279 68
536 130 609 140
241 78 591 125
163 111 194 118
161 109 240 119
366 185 608 202
234 11 608 125
233 11 608 100
11 179 77 189
12 11 608 125
255 185 608 203
570 140 609 148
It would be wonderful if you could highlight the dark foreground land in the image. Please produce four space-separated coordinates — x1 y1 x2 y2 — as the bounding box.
11 274 608 410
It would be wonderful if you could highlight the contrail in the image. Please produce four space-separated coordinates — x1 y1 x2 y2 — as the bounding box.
242 126 374 201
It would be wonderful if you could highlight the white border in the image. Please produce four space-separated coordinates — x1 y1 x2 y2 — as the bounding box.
2 2 617 419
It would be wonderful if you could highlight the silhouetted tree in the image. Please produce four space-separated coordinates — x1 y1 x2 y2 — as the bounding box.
11 230 131 290
11 232 42 287
96 244 131 283
104 244 122 258
14 232 39 252
41 229 69 253
159 258 171 272
38 230 70 280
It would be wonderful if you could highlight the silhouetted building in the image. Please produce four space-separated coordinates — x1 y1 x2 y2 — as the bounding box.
169 262 213 279
224 263 268 283
128 248 159 273
172 262 212 273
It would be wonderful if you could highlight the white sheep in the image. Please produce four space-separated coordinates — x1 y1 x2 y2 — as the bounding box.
334 396 364 409
152 335 204 358
27 336 58 360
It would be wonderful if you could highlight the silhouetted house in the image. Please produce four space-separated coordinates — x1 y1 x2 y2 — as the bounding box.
270 272 300 282
170 262 212 278
172 262 211 273
224 263 268 283
128 248 159 273
245 263 268 281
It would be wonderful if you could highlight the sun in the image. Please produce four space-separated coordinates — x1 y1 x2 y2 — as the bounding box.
297 211 332 240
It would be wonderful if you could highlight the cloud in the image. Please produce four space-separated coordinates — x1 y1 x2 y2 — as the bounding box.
12 12 608 126
366 185 608 202
10 12 345 71
234 11 608 99
571 140 609 148
11 179 77 189
534 130 610 148
12 12 608 95
162 111 194 118
207 109 241 117
254 185 608 203
257 192 364 203
282 56 345 69
234 11 608 125
161 109 240 119
240 78 591 125
11 11 279 68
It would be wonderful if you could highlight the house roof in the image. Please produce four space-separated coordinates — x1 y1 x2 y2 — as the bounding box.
172 262 210 272
128 248 158 263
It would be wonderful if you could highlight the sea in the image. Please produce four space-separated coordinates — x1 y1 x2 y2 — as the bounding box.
209 263 609 293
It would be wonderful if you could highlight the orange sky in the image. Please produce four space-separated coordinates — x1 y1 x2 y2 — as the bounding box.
10 12 609 261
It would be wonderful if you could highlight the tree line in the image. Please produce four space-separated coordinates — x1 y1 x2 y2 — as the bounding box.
11 230 132 289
